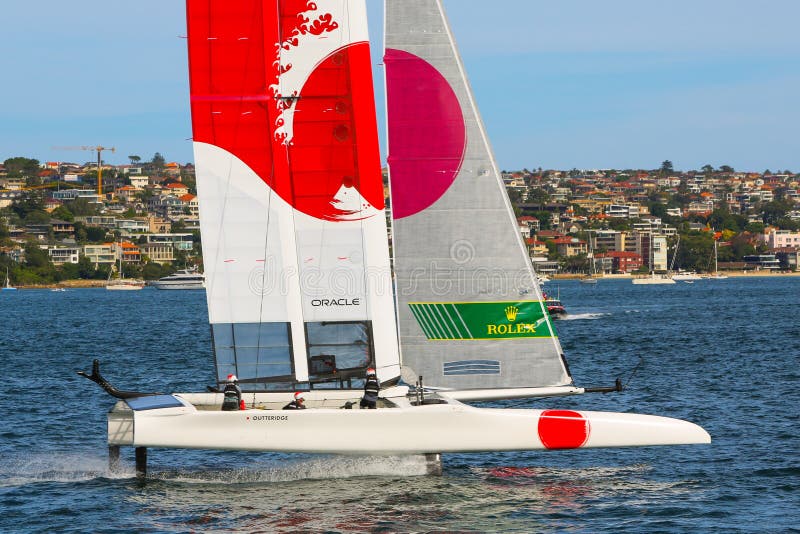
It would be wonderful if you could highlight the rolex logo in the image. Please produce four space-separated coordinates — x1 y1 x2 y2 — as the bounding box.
505 305 519 322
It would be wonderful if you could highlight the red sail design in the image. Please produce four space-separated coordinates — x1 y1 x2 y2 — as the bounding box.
187 0 384 221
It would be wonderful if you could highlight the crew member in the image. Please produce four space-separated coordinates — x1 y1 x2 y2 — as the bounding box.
221 374 242 411
283 392 306 410
360 367 380 409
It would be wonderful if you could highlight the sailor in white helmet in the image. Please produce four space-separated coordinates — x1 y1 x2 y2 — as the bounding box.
360 367 380 409
221 374 242 411
283 391 306 410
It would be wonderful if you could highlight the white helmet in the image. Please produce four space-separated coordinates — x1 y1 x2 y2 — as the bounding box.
227 374 238 383
294 392 305 401
366 368 376 376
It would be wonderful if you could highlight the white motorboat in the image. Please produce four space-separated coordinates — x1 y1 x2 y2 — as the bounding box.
632 274 676 285
82 0 709 476
151 269 205 290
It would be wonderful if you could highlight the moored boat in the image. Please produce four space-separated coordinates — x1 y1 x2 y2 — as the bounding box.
151 269 205 290
2 267 16 292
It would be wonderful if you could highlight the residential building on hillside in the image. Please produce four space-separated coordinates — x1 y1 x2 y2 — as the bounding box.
46 245 81 265
743 254 780 270
116 219 149 233
596 251 642 273
143 233 194 251
76 215 117 228
593 230 626 253
551 236 587 257
760 229 800 249
84 244 115 267
139 242 175 264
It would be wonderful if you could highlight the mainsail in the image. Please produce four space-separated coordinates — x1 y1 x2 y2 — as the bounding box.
187 0 399 389
384 0 573 392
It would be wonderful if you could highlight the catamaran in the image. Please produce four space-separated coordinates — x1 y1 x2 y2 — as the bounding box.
81 0 709 476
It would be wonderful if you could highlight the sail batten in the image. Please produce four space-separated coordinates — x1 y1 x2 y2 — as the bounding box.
385 0 571 391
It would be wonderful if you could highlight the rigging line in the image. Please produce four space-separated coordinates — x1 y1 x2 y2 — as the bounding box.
623 356 645 391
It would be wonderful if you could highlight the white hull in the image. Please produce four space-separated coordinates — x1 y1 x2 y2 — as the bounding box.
106 283 144 291
632 275 676 285
151 282 205 290
671 272 702 281
109 390 710 454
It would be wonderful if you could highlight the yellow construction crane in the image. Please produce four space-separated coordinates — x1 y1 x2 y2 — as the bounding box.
52 145 116 196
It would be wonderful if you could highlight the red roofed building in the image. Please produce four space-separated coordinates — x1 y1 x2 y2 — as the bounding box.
179 193 199 217
596 251 642 273
551 236 587 257
163 182 189 196
116 185 139 201
525 237 548 256
536 230 565 241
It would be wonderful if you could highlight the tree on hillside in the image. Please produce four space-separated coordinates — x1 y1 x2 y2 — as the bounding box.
674 233 713 271
24 242 51 268
11 192 46 220
562 253 589 274
659 160 674 175
51 205 75 222
701 164 714 174
129 155 141 165
527 188 550 204
719 165 734 173
707 208 745 233
761 200 793 226
3 157 40 178
150 152 166 172
66 198 99 217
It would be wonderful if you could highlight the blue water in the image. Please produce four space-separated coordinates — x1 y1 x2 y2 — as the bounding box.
1 279 798 532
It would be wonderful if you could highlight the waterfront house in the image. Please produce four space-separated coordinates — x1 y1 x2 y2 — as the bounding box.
760 229 800 249
551 236 587 257
596 251 643 273
139 241 175 265
83 244 115 268
46 245 81 265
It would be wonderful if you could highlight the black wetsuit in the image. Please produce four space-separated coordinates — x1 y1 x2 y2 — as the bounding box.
360 375 380 409
283 399 306 410
221 382 242 411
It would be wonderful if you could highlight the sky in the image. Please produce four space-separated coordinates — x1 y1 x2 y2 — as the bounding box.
1 0 798 173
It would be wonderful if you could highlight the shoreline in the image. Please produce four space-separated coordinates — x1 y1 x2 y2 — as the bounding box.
10 270 800 289
552 270 800 280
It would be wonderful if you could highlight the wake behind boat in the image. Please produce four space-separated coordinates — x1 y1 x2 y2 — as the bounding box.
83 0 709 476
151 269 205 290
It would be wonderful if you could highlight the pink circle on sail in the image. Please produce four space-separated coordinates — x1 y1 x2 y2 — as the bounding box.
537 409 590 449
385 48 466 219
